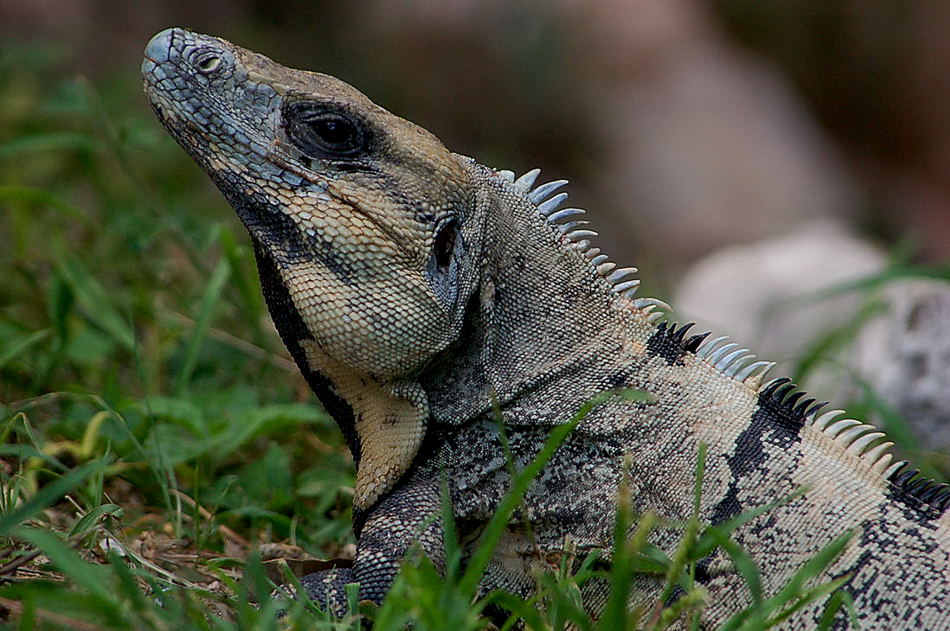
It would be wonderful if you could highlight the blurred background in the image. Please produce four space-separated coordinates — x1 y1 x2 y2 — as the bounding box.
4 0 949 265
1 1 948 465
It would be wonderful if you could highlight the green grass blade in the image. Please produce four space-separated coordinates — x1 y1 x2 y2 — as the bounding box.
767 575 851 629
0 185 90 221
794 299 885 384
13 527 113 602
216 224 265 335
55 259 135 350
483 590 547 630
0 460 105 535
459 389 653 613
765 530 853 613
105 552 161 630
0 131 99 161
457 423 575 595
176 257 231 394
718 530 855 631
0 329 51 372
68 503 124 538
707 527 762 604
690 487 807 561
816 587 858 631
659 444 707 606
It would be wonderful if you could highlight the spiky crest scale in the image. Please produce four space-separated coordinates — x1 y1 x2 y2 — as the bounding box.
889 465 950 511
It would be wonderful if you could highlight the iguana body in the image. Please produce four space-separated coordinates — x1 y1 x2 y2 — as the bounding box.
143 28 950 629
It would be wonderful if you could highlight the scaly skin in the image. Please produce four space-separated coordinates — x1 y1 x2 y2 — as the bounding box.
143 28 950 629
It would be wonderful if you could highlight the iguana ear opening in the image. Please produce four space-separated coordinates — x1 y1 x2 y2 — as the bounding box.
425 216 464 311
432 218 458 268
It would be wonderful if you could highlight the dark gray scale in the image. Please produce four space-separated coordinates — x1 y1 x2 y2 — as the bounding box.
825 510 947 629
709 379 823 525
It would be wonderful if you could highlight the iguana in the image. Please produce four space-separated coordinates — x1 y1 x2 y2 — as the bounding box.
142 28 950 629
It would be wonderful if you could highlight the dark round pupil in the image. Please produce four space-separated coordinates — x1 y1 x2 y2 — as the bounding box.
314 118 353 146
283 103 365 158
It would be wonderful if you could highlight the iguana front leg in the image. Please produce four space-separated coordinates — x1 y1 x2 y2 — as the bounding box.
299 478 445 615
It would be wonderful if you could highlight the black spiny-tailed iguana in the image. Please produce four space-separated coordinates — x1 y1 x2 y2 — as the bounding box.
142 28 950 629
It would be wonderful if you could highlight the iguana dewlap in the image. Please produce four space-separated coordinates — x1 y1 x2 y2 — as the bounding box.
143 27 950 629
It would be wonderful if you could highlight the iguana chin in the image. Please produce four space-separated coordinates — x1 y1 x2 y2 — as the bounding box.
142 27 950 629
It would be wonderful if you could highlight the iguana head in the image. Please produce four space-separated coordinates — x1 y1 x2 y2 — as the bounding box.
143 28 477 379
144 28 487 509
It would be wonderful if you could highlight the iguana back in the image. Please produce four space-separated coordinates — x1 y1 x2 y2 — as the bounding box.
142 28 950 629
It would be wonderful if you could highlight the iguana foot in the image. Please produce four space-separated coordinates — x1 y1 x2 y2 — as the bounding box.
297 567 357 617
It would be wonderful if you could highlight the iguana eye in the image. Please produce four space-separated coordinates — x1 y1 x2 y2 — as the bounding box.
195 52 222 74
284 102 367 158
188 48 226 75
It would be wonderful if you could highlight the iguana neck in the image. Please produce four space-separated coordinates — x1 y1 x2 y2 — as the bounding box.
421 163 639 427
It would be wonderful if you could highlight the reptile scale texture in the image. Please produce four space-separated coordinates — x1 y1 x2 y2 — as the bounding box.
142 28 950 629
